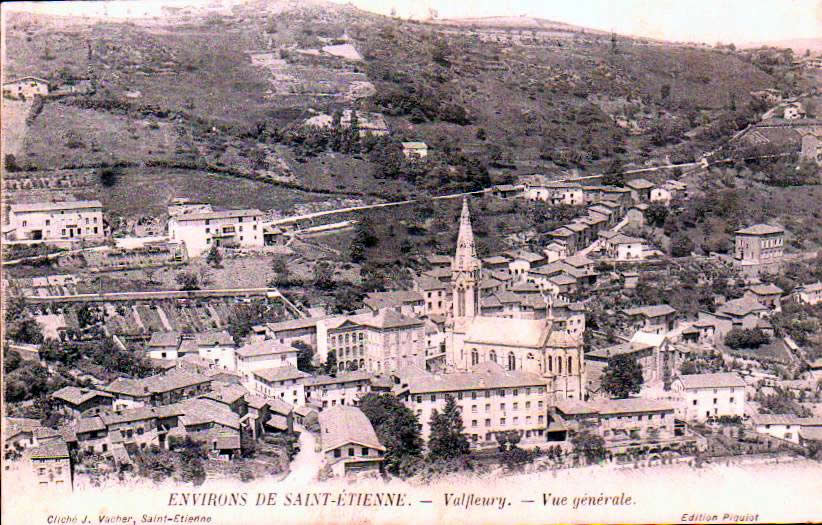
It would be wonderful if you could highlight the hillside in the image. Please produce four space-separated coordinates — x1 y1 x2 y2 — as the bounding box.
1 0 788 219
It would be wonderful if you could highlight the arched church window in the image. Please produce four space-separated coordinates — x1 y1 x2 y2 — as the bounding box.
548 357 552 372
508 352 516 371
557 356 563 374
471 349 479 366
567 356 573 374
489 350 497 363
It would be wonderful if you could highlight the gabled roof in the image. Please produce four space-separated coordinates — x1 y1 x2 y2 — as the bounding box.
201 384 248 405
548 273 577 286
100 405 182 426
747 283 784 296
3 76 50 85
465 317 552 348
505 249 544 263
630 330 668 348
717 296 767 317
676 372 746 389
610 234 645 245
586 341 653 359
405 361 547 394
623 304 676 318
425 254 452 264
52 386 113 406
105 370 211 397
305 370 373 387
416 275 448 291
800 282 822 293
564 254 594 268
364 290 424 310
195 330 234 346
482 255 511 265
625 178 655 190
266 316 326 333
253 365 310 383
175 398 241 430
147 331 182 347
236 339 296 358
318 406 385 452
29 441 70 460
735 224 784 235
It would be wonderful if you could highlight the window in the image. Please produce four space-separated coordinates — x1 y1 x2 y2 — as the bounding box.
431 394 436 402
489 350 497 363
508 352 516 371
471 391 477 400
38 467 46 475
472 420 478 427
538 415 544 424
348 448 355 457
472 405 477 413
485 419 491 427
713 398 718 404
730 397 735 403
500 403 506 411
692 400 697 406
500 418 506 426
537 401 544 409
362 447 369 456
471 349 479 366
334 449 341 458
457 392 463 400
525 401 531 409
485 404 490 412
513 417 519 425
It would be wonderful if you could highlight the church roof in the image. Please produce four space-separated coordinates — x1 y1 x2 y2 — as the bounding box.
465 317 552 348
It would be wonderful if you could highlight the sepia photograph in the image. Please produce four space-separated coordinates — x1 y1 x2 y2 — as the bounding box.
1 0 820 523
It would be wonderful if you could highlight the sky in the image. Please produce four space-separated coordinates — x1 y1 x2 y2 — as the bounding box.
3 0 820 45
330 0 822 45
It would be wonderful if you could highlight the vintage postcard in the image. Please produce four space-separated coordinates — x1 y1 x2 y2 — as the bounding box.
1 0 821 523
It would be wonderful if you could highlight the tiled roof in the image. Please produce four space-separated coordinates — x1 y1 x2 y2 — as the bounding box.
747 283 783 296
253 365 310 383
267 398 294 415
318 406 385 452
505 250 544 263
4 417 41 437
406 361 547 395
425 254 452 264
148 331 182 347
305 370 373 386
11 200 102 213
586 342 653 359
266 414 290 431
631 330 668 348
416 275 448 291
175 398 241 430
625 178 655 190
105 370 211 397
29 441 70 459
173 209 263 222
717 296 767 317
364 290 424 310
676 373 746 389
555 398 674 415
549 273 577 286
201 384 248 405
328 310 423 331
482 255 511 265
101 405 182 426
265 316 326 333
51 386 113 406
236 339 296 358
195 331 234 346
735 224 784 235
800 282 822 293
750 414 822 426
564 254 594 268
610 234 645 245
623 304 676 318
74 417 106 434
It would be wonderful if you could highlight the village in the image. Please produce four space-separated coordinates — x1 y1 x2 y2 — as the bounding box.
2 0 822 498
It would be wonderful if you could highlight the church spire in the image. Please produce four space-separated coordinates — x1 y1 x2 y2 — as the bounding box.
453 197 480 272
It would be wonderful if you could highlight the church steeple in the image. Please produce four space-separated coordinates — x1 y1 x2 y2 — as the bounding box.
452 197 481 322
453 197 480 273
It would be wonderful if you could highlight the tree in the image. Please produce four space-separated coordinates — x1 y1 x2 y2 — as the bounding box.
293 340 316 373
312 261 335 291
206 245 222 268
644 202 669 228
427 395 470 461
175 271 200 291
359 393 423 474
724 328 770 349
98 167 120 187
323 350 337 375
571 430 607 465
600 354 644 398
271 256 291 287
670 233 695 257
226 303 269 343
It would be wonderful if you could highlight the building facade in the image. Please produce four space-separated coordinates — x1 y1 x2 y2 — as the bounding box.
168 208 264 257
7 201 104 241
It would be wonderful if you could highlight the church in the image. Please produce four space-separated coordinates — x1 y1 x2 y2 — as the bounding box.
445 198 586 401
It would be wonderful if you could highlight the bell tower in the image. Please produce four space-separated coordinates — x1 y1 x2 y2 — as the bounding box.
452 197 481 326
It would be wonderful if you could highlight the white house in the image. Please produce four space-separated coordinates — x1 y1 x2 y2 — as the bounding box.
168 208 264 257
607 234 646 261
750 414 822 445
235 340 299 384
796 282 822 305
670 372 746 422
250 366 310 407
7 201 104 242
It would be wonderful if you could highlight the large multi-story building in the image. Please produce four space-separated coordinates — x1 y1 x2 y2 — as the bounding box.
304 371 376 409
670 372 746 422
250 366 310 407
396 362 550 449
734 224 785 277
168 208 264 257
6 200 104 241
